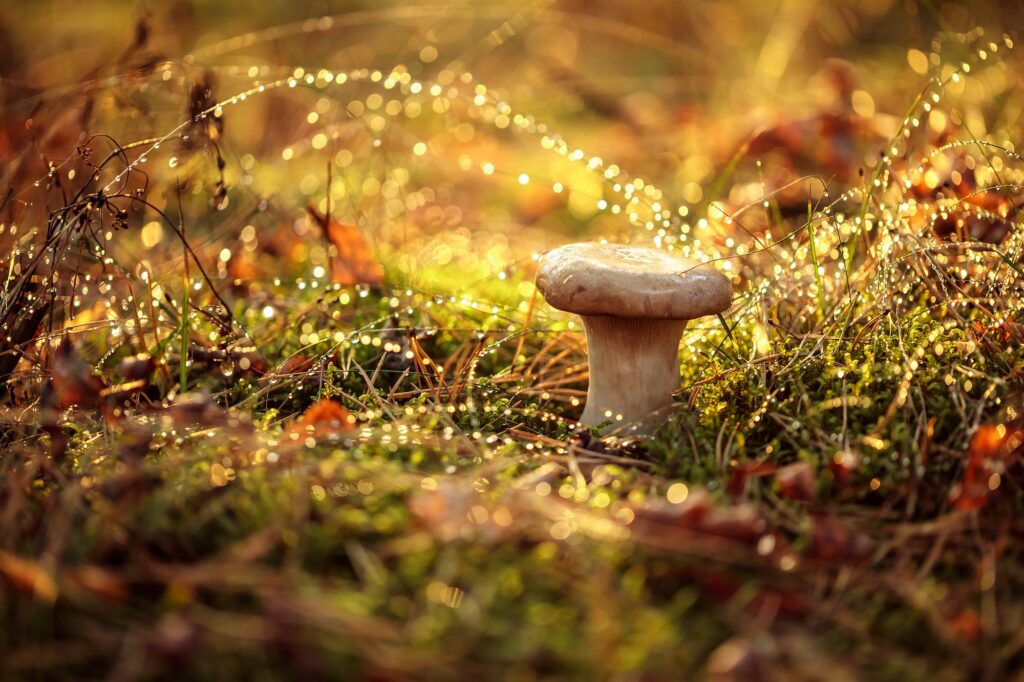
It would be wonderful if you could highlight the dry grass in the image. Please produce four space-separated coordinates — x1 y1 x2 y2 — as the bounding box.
1 2 1024 680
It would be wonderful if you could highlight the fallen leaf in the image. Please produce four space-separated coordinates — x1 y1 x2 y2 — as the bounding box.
829 450 860 486
633 487 714 528
0 551 58 603
705 636 774 682
100 379 149 402
808 514 873 564
307 207 384 285
65 565 127 602
776 460 816 502
50 336 106 409
284 399 355 442
945 608 982 643
700 504 767 544
726 459 776 499
118 353 156 381
147 613 202 664
949 421 1023 510
167 391 230 427
277 354 316 376
409 482 477 533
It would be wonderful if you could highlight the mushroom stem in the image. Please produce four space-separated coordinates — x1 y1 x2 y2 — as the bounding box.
578 315 688 430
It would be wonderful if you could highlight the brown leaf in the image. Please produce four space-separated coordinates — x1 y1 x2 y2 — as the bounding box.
409 483 476 532
167 391 229 427
986 318 1022 345
692 567 813 618
0 550 58 603
632 490 767 545
705 636 774 682
829 450 860 486
65 565 127 602
229 346 267 375
700 504 767 544
147 613 202 664
118 353 156 381
50 336 106 409
278 354 316 376
408 481 509 542
808 514 873 564
632 487 715 528
95 467 162 502
100 379 149 402
307 207 384 285
512 462 566 490
775 460 816 502
726 459 776 499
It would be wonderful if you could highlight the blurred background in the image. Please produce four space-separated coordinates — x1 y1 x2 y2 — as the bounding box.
2 0 1022 303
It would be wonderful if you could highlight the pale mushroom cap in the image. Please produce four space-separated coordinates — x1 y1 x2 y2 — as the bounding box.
536 242 732 319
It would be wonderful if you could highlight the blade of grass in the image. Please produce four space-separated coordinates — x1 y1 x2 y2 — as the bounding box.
177 184 190 391
806 196 827 320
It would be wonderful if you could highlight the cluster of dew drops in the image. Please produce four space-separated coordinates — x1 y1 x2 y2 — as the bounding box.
3 16 1024 532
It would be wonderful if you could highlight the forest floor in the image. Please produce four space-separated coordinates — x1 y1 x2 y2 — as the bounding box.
2 3 1024 680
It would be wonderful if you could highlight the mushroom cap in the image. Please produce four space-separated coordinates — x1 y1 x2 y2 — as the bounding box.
536 242 732 319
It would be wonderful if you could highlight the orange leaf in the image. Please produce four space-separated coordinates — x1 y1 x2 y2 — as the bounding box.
969 424 1008 460
284 399 355 442
307 207 384 285
951 421 1023 510
946 608 982 643
0 551 58 603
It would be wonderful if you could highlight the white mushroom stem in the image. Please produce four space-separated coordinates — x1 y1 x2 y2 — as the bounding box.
578 315 688 429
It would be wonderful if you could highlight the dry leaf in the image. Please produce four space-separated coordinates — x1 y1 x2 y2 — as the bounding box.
50 336 106 409
118 353 156 381
949 421 1023 510
65 565 128 602
307 207 384 285
808 514 873 564
0 550 58 603
278 354 316 376
945 608 982 643
167 391 230 427
705 636 773 682
726 459 776 499
776 461 816 502
828 450 860 486
284 399 355 442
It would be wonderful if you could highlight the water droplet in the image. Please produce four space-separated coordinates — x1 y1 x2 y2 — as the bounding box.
168 157 179 168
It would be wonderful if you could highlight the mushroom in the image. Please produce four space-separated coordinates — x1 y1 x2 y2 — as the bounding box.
536 242 732 432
